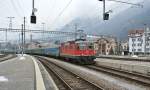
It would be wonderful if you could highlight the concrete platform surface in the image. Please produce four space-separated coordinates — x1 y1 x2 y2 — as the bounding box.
36 60 58 90
97 55 150 61
0 55 37 90
96 58 150 75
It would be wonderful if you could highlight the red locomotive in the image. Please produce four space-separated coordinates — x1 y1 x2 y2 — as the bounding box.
60 40 96 64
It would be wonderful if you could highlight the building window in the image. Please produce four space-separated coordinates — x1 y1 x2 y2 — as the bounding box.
132 44 136 46
146 43 149 46
107 50 109 52
138 43 142 46
138 38 142 41
108 45 110 48
138 49 142 52
132 49 136 52
146 48 149 51
124 46 126 50
132 38 136 41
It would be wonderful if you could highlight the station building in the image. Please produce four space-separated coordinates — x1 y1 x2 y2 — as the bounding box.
94 36 117 55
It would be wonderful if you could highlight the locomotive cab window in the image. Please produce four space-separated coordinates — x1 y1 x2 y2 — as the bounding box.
88 43 94 49
79 43 87 50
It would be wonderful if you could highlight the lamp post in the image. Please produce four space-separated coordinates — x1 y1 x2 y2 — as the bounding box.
132 38 135 56
144 24 146 56
42 23 45 41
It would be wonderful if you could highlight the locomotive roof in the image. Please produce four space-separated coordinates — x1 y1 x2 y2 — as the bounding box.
75 40 94 43
61 40 94 45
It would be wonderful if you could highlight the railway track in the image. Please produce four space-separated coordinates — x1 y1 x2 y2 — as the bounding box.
0 54 16 62
0 54 7 58
86 65 150 86
38 57 104 90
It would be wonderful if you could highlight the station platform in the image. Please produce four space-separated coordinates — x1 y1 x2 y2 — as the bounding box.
97 55 150 61
95 58 150 75
0 54 57 90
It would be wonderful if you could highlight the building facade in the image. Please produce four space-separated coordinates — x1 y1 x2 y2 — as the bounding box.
128 29 150 55
120 40 129 55
94 36 117 55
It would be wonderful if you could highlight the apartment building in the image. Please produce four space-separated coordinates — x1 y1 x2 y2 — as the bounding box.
128 28 150 55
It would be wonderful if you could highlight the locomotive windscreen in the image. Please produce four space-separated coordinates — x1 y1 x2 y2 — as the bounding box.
76 41 94 50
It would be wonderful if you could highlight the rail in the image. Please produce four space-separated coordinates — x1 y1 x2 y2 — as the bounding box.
86 65 150 86
37 57 104 90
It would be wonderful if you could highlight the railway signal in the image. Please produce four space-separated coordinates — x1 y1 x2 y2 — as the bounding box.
103 13 109 20
31 0 37 24
98 0 109 20
98 0 143 20
31 15 36 24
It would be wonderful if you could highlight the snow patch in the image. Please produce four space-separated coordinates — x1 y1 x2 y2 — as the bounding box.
0 76 8 82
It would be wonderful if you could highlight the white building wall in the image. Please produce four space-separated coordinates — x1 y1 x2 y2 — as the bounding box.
129 37 133 53
129 34 145 53
129 30 150 54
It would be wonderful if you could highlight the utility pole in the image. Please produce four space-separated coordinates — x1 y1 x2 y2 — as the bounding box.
74 24 78 40
98 0 143 20
144 24 147 56
132 39 135 56
31 0 37 24
42 22 45 41
6 17 15 45
98 0 109 20
5 28 8 47
30 34 33 43
103 0 106 20
7 17 15 30
21 24 24 56
23 17 26 51
18 33 21 54
75 23 78 31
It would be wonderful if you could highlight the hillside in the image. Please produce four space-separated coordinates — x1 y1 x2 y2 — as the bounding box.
60 1 150 40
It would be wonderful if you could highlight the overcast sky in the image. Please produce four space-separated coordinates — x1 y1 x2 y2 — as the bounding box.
0 0 143 31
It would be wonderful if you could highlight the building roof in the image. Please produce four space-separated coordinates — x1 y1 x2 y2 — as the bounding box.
128 30 144 35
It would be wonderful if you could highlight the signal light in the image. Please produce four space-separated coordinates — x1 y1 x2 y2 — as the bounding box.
103 13 109 20
31 15 36 24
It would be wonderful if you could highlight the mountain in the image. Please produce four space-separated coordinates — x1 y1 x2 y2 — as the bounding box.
60 0 150 40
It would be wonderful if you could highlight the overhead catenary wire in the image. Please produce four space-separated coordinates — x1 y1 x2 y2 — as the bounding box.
16 0 26 16
108 0 143 8
50 0 73 27
10 0 22 17
0 0 9 8
46 0 56 21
